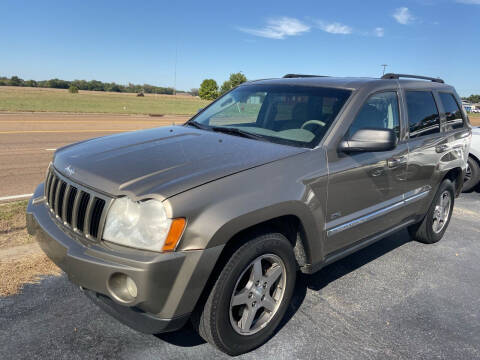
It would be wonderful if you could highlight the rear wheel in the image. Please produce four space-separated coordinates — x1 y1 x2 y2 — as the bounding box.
193 232 296 355
408 179 455 244
462 156 480 192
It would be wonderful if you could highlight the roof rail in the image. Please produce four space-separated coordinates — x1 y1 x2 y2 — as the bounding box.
381 73 444 83
283 74 328 78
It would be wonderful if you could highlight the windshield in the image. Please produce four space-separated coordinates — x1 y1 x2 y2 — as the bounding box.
189 84 351 148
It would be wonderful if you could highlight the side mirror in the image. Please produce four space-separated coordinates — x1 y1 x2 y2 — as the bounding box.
339 128 397 153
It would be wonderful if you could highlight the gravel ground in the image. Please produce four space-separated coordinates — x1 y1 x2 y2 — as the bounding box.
1 194 479 360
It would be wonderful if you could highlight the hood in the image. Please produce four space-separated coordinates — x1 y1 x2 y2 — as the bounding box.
53 125 306 200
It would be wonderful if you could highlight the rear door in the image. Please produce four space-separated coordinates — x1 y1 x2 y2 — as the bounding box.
402 90 445 216
325 90 408 254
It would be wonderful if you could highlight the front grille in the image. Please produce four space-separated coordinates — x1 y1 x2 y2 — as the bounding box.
44 167 110 241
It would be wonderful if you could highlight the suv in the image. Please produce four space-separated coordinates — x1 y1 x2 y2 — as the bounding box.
27 73 471 355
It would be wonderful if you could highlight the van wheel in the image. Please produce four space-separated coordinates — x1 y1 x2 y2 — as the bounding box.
193 232 296 355
462 156 480 192
408 179 455 244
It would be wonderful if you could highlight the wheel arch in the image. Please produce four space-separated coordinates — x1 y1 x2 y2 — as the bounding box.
442 166 464 196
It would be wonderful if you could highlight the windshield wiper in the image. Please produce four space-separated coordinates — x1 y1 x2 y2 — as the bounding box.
210 126 266 141
186 120 210 130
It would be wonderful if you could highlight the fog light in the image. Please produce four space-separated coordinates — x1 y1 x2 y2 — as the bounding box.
108 273 138 303
125 276 138 298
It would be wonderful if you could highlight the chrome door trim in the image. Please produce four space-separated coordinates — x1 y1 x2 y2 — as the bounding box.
326 186 431 237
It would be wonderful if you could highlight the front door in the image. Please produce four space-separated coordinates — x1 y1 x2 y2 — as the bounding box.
325 90 408 255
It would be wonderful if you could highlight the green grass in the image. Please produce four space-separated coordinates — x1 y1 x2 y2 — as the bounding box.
0 200 28 222
0 86 211 115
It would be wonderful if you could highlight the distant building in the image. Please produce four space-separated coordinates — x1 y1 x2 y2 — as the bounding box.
462 101 480 113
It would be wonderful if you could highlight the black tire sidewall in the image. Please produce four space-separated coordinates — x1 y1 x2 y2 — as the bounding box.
424 180 455 242
212 233 296 355
463 157 480 192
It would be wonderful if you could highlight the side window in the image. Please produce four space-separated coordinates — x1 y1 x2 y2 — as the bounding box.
405 91 440 138
439 92 464 130
348 91 400 139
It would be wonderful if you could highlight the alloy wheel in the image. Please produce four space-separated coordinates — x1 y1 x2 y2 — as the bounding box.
432 190 451 233
229 254 286 335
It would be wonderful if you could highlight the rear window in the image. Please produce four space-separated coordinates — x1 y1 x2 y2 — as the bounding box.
406 91 440 138
439 92 464 130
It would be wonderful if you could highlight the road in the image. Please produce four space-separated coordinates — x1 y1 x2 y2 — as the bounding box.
1 194 479 359
0 112 189 200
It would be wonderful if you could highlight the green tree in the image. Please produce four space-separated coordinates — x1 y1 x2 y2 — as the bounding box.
220 72 247 94
68 85 79 93
199 79 219 100
9 76 23 86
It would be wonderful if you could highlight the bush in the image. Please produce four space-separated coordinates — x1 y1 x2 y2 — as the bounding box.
199 79 219 100
68 85 79 94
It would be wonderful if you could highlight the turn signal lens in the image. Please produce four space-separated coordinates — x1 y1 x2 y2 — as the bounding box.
162 218 186 252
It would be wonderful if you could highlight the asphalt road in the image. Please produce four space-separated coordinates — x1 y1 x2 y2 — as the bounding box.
1 194 479 359
0 112 188 199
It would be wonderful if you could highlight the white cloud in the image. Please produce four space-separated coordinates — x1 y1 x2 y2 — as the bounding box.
374 27 385 37
238 17 310 39
456 0 480 4
318 21 352 34
393 7 414 24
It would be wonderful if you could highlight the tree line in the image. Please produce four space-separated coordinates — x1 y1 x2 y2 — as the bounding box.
198 72 247 100
0 75 177 95
463 95 480 104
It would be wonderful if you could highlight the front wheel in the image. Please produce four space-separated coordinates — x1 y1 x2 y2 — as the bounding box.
408 179 455 244
193 232 296 355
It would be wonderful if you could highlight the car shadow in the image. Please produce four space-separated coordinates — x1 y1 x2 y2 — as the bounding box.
156 229 412 348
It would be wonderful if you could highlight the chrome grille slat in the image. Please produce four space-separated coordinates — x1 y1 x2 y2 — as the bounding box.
61 184 71 222
53 179 63 216
44 168 110 242
49 176 58 208
71 190 83 231
83 195 95 236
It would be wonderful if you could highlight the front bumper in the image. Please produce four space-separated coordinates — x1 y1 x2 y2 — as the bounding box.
27 183 223 334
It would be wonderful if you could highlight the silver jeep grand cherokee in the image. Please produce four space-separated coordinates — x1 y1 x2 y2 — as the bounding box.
27 73 472 355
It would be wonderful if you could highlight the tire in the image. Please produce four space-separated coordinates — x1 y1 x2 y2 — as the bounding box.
408 179 455 244
193 232 296 355
462 156 480 192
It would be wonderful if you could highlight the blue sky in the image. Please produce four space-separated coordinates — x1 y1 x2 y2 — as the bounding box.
1 0 479 95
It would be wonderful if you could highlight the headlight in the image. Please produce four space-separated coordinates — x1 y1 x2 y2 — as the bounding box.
103 197 185 252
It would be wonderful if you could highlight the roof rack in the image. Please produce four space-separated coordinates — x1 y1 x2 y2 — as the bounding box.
283 74 328 78
381 73 444 83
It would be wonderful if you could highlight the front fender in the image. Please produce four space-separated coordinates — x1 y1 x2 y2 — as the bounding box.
166 150 328 267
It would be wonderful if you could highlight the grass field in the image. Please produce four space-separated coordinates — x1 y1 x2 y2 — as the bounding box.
469 113 480 126
0 86 210 115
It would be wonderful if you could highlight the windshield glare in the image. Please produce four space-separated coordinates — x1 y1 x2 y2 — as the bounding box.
191 84 351 148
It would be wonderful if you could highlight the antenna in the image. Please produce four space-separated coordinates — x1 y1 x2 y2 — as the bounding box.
381 64 388 76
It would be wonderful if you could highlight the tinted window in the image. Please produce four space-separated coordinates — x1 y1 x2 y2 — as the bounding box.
439 92 464 130
192 85 351 148
348 91 400 139
406 91 440 138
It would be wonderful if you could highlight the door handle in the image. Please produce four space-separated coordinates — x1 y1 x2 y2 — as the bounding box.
435 144 450 153
387 156 407 168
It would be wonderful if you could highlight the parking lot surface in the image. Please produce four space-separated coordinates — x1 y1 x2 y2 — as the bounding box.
1 194 479 359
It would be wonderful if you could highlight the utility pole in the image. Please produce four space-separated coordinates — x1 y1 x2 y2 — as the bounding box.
381 64 388 76
173 43 178 96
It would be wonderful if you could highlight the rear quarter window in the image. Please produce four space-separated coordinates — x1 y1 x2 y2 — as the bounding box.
439 92 464 130
405 91 440 138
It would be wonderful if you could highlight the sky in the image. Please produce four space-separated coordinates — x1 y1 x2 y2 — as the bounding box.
1 0 479 96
